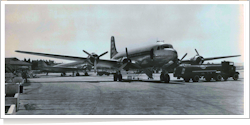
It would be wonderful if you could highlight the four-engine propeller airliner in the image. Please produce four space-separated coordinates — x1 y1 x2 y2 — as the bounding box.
37 61 92 76
15 36 240 83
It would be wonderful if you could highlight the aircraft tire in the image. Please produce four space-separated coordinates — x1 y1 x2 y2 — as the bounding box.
113 74 117 81
118 74 123 81
76 73 80 76
233 73 239 81
192 75 200 82
160 73 164 82
164 74 170 83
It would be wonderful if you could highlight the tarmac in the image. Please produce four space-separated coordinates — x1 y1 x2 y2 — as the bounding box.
16 70 244 115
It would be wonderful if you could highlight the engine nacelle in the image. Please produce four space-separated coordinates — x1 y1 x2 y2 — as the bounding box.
120 57 131 64
88 53 99 64
191 56 204 65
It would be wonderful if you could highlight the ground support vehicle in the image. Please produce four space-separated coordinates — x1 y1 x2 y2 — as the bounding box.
173 61 239 82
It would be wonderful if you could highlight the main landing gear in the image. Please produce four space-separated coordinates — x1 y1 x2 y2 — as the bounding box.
160 72 170 83
61 72 66 76
113 71 122 81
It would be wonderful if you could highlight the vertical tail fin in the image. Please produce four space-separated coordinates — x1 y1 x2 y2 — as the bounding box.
110 36 118 59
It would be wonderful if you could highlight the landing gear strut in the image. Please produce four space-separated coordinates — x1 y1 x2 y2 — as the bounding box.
113 71 122 81
160 72 170 83
61 72 66 77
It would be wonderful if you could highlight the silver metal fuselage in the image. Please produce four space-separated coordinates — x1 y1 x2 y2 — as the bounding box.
112 42 178 69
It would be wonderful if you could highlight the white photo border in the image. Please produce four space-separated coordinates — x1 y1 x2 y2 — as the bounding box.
1 1 249 119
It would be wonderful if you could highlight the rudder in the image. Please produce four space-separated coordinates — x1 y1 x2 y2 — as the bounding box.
110 36 118 59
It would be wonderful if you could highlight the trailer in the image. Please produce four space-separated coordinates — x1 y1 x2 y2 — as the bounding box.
173 61 239 82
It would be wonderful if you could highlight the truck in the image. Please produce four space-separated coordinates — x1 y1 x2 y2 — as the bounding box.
173 61 239 82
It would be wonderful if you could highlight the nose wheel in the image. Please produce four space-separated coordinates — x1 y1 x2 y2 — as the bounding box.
113 71 123 81
160 73 170 83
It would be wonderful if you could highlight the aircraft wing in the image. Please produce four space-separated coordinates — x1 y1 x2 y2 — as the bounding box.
182 55 241 63
16 50 119 68
53 61 86 67
203 55 241 61
15 50 88 61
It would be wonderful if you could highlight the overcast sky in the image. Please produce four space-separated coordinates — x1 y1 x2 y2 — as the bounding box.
5 4 244 64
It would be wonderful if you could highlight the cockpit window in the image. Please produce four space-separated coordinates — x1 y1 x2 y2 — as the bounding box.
157 45 173 50
161 45 173 49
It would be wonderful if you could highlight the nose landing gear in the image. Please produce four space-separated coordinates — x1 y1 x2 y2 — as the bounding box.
113 71 123 81
160 72 170 83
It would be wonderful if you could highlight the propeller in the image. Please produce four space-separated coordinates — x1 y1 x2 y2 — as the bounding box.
194 49 204 64
83 50 108 72
178 53 188 65
180 53 187 61
195 49 200 56
119 47 131 70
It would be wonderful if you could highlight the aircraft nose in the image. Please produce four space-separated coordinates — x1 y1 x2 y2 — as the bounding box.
172 49 178 59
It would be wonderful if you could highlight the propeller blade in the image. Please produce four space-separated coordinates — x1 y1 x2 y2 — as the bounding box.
98 51 108 58
125 48 129 58
195 49 200 56
83 50 93 57
94 60 97 73
180 53 187 61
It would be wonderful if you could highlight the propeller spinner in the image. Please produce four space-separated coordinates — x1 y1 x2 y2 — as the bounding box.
83 50 108 72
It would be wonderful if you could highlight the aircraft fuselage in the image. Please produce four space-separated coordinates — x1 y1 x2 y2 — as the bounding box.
112 42 178 69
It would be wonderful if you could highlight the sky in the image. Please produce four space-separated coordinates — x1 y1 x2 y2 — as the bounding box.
5 4 245 64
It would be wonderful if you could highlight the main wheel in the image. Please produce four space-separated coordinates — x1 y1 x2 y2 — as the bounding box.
164 74 170 83
192 75 200 82
118 74 123 81
113 74 117 81
85 72 88 76
76 73 80 76
160 73 164 82
215 74 222 81
233 73 239 80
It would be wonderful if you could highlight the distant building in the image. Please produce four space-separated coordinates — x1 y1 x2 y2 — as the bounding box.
5 57 32 73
